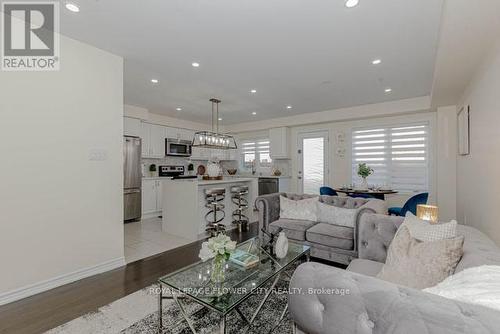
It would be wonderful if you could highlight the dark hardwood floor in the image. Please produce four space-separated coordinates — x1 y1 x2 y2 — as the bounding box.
0 224 259 334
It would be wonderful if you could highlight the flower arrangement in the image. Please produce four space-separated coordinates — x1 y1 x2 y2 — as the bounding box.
357 163 374 189
199 234 237 283
357 163 374 178
199 233 237 262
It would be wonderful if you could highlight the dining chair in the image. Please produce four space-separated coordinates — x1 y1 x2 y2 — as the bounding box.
388 192 429 216
320 186 338 196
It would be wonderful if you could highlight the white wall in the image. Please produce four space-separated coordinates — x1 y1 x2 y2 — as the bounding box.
457 42 500 245
0 35 124 304
436 106 458 221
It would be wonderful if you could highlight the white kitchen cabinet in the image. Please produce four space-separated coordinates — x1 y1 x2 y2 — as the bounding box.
142 179 163 216
150 124 166 158
270 127 290 159
141 122 166 158
156 180 163 212
179 128 194 141
142 179 158 215
140 122 151 158
165 126 179 140
124 117 141 137
165 127 194 142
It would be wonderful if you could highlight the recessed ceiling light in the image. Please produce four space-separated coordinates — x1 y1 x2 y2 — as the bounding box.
372 59 382 65
345 0 359 8
252 112 257 115
191 62 200 68
385 88 392 93
286 105 292 109
250 89 257 94
218 117 222 121
151 79 159 84
176 107 182 111
65 2 80 12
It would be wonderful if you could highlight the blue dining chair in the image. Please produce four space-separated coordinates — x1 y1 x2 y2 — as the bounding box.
388 192 429 217
348 193 375 199
320 186 338 196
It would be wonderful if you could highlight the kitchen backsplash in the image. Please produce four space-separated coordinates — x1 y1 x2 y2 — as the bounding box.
142 157 290 177
142 157 206 177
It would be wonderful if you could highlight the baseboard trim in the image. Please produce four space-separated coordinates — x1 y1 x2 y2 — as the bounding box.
0 257 126 306
141 212 161 220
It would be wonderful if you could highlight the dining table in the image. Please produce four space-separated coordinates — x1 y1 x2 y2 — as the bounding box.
333 188 398 200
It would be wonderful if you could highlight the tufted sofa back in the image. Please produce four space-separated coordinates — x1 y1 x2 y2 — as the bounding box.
277 193 370 208
358 213 500 271
318 195 370 209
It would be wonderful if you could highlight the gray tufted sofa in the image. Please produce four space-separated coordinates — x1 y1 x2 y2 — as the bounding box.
289 213 500 334
255 193 387 264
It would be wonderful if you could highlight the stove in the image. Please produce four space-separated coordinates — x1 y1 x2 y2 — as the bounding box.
158 165 185 178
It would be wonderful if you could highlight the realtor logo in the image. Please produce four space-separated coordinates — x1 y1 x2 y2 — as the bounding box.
1 1 60 71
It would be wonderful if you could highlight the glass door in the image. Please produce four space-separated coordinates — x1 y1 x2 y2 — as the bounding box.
298 131 329 194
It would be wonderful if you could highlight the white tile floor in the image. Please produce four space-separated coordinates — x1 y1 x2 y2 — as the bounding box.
124 217 192 263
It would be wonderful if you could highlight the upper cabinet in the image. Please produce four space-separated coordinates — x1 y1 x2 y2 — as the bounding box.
124 117 141 137
269 127 290 159
141 122 166 158
150 124 166 158
165 127 194 142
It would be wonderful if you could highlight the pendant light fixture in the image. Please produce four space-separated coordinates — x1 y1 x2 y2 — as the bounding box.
192 98 237 149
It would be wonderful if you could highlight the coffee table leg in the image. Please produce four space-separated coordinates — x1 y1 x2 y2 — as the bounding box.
158 284 162 333
173 293 198 334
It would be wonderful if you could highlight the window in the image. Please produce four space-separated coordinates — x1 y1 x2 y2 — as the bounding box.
352 123 429 193
241 139 272 170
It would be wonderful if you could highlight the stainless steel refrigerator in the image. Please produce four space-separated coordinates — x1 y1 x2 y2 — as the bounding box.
124 136 142 221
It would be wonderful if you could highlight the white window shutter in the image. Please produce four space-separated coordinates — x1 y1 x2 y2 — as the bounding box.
352 123 429 193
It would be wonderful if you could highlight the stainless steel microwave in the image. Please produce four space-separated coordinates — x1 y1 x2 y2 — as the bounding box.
165 138 192 157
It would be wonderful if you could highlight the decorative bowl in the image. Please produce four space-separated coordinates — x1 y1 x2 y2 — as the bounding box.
227 169 238 175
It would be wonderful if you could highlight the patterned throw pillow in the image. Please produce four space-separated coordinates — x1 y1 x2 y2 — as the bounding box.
317 202 359 228
403 212 457 242
280 196 318 221
377 225 464 289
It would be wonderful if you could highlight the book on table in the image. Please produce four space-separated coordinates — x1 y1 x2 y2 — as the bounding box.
230 249 260 268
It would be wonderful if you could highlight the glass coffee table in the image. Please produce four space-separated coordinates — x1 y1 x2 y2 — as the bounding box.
158 237 310 334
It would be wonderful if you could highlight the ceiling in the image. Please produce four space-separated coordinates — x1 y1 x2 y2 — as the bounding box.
60 0 444 125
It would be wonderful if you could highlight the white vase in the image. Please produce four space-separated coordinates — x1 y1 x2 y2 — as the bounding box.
274 232 289 259
206 161 222 178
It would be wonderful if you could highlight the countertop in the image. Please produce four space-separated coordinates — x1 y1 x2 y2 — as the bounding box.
166 177 256 185
224 175 291 179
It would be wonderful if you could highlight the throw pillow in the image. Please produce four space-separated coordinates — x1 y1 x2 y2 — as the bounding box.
317 202 358 228
403 212 457 242
376 225 464 289
280 196 318 221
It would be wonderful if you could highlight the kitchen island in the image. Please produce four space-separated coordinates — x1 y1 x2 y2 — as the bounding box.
162 178 258 240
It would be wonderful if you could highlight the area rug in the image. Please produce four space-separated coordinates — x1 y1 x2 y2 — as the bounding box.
46 268 296 334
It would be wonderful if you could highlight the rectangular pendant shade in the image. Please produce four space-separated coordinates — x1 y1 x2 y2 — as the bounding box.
192 131 237 149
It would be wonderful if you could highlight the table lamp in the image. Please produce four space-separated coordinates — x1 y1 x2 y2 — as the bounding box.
417 204 439 224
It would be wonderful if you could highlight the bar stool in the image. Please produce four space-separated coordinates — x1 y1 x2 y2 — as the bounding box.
205 188 226 236
231 185 249 233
